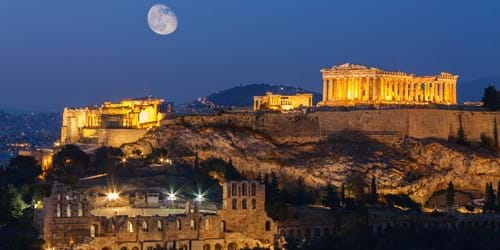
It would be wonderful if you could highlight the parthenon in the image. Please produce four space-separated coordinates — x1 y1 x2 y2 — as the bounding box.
318 63 458 106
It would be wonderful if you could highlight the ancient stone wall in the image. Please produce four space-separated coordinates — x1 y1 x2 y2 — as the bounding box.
97 128 149 147
175 109 500 144
317 109 500 143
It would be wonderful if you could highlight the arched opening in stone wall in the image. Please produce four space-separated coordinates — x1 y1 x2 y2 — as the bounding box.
242 183 247 196
203 244 211 250
214 244 222 250
251 183 256 196
227 242 238 250
232 199 237 210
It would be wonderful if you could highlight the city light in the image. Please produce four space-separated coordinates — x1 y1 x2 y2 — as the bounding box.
195 193 205 202
121 158 127 163
168 192 177 201
106 192 119 201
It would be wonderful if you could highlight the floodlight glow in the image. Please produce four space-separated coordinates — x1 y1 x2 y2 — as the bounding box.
195 193 205 202
168 193 177 201
107 192 119 201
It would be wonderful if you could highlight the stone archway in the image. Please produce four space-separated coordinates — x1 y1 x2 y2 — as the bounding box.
203 244 211 250
227 242 238 250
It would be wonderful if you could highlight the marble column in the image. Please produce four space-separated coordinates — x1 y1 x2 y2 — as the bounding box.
323 79 328 102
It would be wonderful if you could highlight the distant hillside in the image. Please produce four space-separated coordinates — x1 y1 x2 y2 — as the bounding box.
459 76 500 103
204 84 321 107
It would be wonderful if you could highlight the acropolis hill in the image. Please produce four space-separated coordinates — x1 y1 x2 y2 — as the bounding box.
63 64 500 203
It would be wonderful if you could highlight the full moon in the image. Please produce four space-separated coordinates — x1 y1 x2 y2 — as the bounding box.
147 4 178 36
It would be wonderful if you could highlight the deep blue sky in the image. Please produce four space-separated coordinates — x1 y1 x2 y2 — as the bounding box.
0 0 499 111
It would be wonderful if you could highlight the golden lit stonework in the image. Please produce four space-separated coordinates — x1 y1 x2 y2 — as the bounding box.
253 92 313 111
317 63 458 106
61 97 171 145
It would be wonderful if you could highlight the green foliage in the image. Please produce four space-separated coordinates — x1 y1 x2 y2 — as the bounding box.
92 146 123 172
0 156 41 188
446 181 455 207
52 144 90 177
346 172 367 201
482 85 500 111
370 176 378 204
321 184 340 209
0 184 27 226
484 183 496 213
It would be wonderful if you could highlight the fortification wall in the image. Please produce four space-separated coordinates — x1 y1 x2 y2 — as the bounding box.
97 129 148 147
175 109 500 144
317 109 500 143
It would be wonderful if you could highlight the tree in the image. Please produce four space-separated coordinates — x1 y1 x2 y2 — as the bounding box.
322 184 339 209
370 176 378 204
482 85 500 111
484 183 496 213
3 156 41 187
346 173 366 201
341 183 346 206
497 181 500 212
52 144 90 177
446 181 455 207
0 185 27 226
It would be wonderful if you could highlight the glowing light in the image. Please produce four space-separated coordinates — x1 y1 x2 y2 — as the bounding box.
195 193 205 202
121 158 127 163
168 193 177 201
107 192 119 201
34 200 43 209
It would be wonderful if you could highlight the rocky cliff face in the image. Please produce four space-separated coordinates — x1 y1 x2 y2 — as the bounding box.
122 121 500 204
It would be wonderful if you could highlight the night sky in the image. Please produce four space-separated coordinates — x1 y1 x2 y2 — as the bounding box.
0 0 499 111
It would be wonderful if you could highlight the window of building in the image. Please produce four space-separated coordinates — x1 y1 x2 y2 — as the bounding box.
232 199 237 210
56 203 61 217
66 203 71 217
242 199 247 209
132 247 139 250
203 244 211 250
127 221 134 233
205 219 210 230
157 220 162 231
251 183 256 196
265 221 271 231
231 183 237 196
241 183 247 196
78 202 83 217
90 225 95 238
251 199 256 209
214 244 222 250
142 220 148 232
177 220 182 230
120 247 127 250
190 219 197 230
